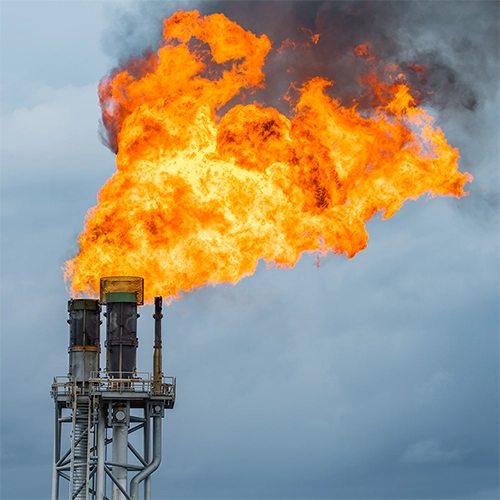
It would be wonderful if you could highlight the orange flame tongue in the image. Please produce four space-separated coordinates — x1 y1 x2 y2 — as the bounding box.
64 10 472 303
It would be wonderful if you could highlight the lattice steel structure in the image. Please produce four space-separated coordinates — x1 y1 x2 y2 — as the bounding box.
51 277 175 500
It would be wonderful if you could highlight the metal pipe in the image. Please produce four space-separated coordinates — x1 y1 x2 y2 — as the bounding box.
104 466 132 500
144 404 151 500
129 416 162 500
51 404 61 500
127 443 147 466
96 406 105 500
112 407 129 500
152 297 163 395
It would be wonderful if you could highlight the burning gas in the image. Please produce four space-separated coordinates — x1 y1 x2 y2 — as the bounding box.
64 10 472 303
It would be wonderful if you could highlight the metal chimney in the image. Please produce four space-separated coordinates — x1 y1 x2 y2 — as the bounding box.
51 277 176 500
67 299 101 383
100 276 144 377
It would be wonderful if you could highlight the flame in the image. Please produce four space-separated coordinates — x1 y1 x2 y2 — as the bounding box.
353 43 372 58
64 10 472 303
278 27 321 54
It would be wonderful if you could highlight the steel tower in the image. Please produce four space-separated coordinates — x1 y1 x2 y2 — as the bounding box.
51 277 176 500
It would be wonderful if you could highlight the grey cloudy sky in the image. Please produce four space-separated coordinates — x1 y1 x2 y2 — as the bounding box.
0 1 498 499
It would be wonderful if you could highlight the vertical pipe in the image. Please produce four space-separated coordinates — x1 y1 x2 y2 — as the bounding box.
111 406 129 500
51 404 60 500
144 404 151 500
153 297 163 395
95 406 105 500
129 416 162 500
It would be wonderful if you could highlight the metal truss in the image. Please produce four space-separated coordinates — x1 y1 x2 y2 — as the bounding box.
51 374 175 500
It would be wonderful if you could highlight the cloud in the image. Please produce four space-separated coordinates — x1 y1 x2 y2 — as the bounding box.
1 83 111 178
475 488 500 500
0 1 107 90
400 439 466 465
416 370 454 397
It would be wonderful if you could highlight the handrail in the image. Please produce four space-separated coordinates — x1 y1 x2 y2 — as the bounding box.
51 376 76 398
51 373 175 398
88 372 175 397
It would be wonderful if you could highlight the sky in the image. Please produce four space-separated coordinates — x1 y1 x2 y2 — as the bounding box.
0 1 499 499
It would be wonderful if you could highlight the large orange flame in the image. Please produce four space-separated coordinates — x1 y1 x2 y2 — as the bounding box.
64 10 472 303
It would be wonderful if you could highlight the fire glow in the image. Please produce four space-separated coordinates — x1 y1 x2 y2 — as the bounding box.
64 10 472 303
